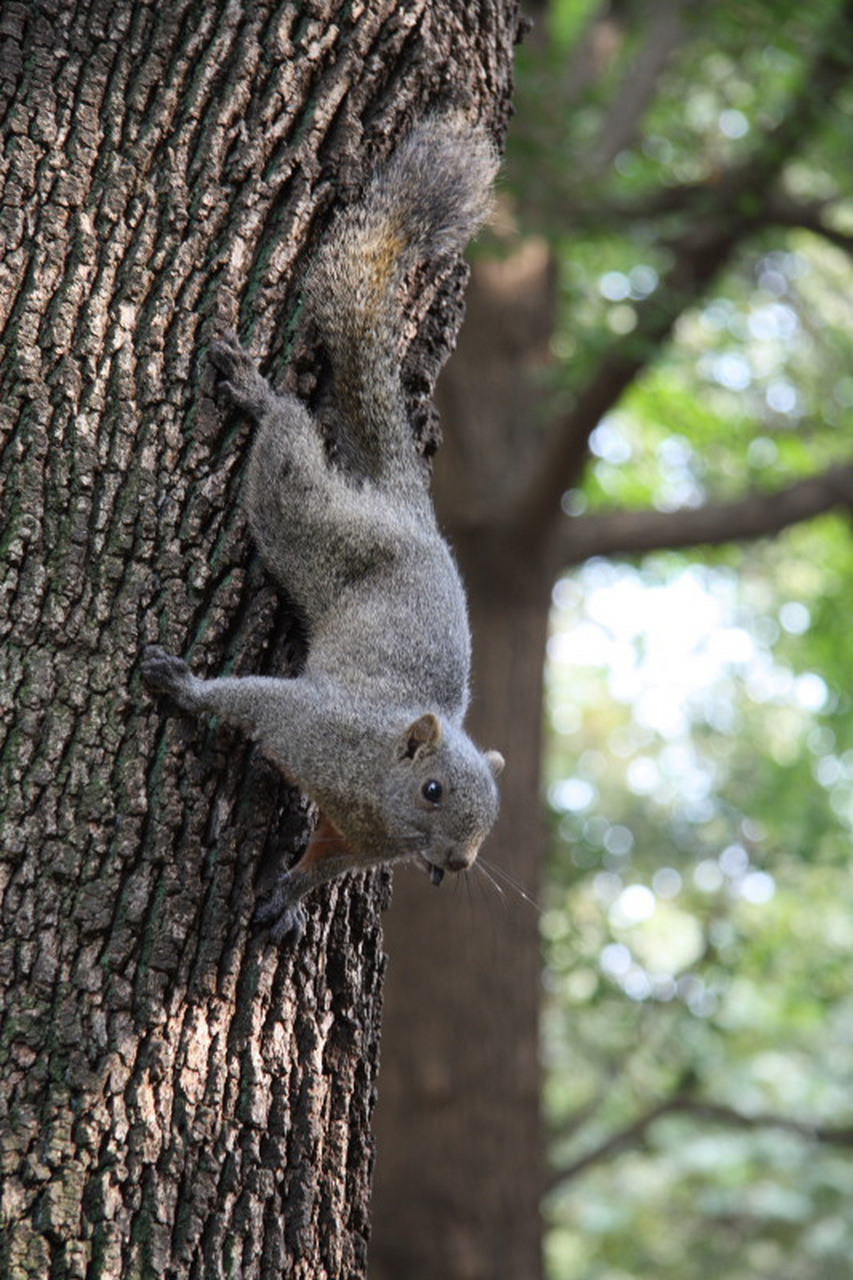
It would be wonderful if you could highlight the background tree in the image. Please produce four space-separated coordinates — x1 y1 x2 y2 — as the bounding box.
371 1 853 1277
0 3 517 1276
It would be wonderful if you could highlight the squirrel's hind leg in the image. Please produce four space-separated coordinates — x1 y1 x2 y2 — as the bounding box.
210 332 332 487
255 815 362 944
255 892 308 945
209 332 280 420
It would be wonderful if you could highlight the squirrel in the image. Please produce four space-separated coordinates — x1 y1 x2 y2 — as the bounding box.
141 112 504 942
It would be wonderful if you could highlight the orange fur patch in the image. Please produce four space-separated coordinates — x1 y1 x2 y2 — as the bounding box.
298 811 354 869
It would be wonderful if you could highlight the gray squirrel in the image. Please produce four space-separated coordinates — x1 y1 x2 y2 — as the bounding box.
141 112 504 941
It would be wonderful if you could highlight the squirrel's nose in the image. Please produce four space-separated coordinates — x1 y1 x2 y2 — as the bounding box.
445 845 477 872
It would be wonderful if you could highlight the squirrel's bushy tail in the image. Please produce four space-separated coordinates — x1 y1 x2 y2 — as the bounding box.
304 112 498 477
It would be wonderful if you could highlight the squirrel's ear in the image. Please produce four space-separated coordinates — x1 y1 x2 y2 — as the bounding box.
485 749 505 778
400 713 442 760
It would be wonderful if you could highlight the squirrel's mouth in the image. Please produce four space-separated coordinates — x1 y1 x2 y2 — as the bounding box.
416 854 445 886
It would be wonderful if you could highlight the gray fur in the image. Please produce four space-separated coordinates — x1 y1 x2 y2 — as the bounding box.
141 114 503 941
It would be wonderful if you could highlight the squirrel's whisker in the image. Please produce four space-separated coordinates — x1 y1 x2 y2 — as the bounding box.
476 857 541 913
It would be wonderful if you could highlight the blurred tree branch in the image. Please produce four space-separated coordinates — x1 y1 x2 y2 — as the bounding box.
765 193 853 256
510 0 853 545
592 0 690 171
549 1091 853 1192
560 460 853 564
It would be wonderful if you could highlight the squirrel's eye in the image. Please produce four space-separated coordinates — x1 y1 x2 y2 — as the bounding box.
421 779 443 804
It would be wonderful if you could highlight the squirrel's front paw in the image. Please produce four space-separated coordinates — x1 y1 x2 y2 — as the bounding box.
209 332 273 419
255 880 308 945
140 645 199 711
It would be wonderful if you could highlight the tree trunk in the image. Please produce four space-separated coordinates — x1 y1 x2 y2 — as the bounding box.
0 3 517 1276
372 549 551 1280
371 251 557 1280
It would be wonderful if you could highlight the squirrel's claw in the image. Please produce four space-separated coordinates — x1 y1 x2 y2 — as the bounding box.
209 335 275 418
140 645 199 709
255 881 308 945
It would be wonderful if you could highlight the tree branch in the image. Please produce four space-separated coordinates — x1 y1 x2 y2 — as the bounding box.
667 1098 853 1147
558 460 853 566
765 193 853 257
593 0 689 171
549 1092 853 1191
511 0 853 546
566 189 853 249
549 1097 677 1190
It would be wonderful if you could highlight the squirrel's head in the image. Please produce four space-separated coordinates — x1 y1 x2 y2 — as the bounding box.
385 712 504 881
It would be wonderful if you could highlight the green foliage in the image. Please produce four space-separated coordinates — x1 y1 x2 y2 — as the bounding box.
544 540 853 1279
515 2 853 1277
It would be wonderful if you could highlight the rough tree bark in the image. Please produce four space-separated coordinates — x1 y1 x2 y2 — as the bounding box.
0 3 517 1276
